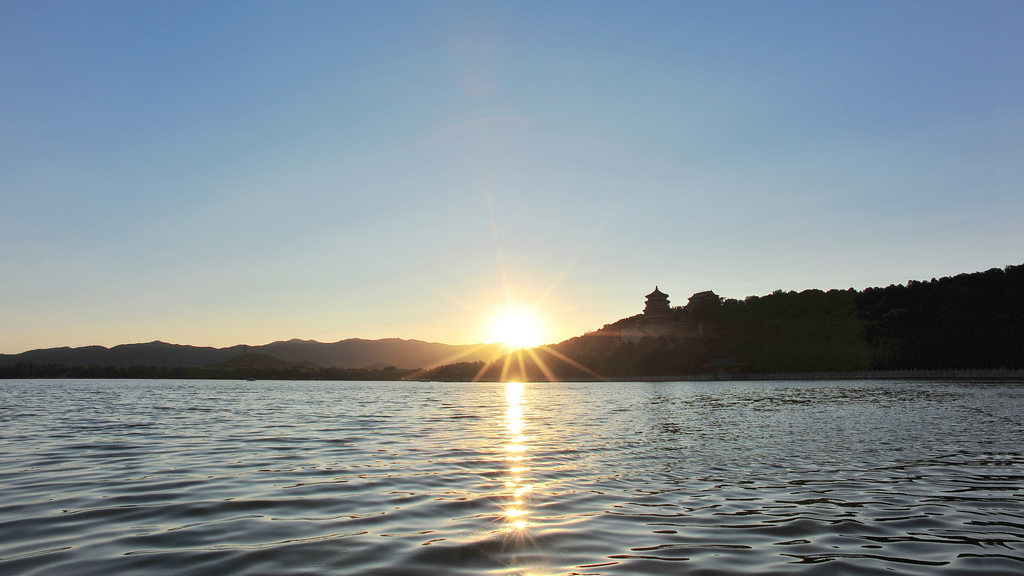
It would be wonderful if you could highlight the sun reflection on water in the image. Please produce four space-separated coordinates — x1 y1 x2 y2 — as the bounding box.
503 382 532 532
497 381 556 576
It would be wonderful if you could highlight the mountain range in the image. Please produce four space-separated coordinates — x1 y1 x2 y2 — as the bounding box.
0 338 506 370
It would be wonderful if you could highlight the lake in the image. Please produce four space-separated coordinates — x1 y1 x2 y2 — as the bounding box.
1 379 1022 575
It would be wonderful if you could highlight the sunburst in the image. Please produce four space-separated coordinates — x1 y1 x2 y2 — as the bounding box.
487 306 543 349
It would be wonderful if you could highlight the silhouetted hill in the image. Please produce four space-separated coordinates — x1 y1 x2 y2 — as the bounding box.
212 353 298 370
857 265 1024 369
435 263 1024 381
0 339 505 370
1 342 245 368
256 338 503 370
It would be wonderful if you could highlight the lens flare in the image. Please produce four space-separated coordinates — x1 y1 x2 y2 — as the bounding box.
488 308 543 349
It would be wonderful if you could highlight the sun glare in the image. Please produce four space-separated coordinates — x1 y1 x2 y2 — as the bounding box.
488 308 543 349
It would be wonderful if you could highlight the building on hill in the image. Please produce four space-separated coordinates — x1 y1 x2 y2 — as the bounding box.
686 291 722 326
594 287 719 345
686 290 721 309
644 287 671 317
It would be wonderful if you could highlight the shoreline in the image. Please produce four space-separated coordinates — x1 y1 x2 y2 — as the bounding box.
4 368 1023 383
546 369 1024 383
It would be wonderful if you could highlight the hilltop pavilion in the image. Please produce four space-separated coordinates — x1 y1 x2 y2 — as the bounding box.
643 287 671 317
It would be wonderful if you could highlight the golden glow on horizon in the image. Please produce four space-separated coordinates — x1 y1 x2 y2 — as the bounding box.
488 307 544 349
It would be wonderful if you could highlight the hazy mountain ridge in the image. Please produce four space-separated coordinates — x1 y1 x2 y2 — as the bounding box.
0 338 504 370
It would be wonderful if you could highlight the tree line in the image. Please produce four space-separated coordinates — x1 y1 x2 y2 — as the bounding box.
0 363 416 381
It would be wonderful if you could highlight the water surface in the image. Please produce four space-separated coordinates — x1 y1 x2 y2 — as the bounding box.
1 379 1022 575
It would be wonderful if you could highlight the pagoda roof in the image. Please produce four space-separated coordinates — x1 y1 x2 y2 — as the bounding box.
646 286 668 298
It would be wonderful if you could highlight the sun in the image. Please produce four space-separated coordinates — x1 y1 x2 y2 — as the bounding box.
488 307 543 349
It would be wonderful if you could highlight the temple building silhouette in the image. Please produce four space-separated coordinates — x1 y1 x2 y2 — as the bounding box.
643 287 671 317
600 286 722 345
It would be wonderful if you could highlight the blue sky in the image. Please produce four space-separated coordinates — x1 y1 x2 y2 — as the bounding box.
2 1 1022 352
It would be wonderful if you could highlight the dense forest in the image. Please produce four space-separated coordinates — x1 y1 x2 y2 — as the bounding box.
857 266 1024 369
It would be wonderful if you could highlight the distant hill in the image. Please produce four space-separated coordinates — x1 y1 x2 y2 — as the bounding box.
256 338 503 370
0 342 245 368
0 338 506 370
211 353 297 370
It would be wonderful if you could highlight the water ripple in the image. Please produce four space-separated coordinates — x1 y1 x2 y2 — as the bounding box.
0 379 1022 575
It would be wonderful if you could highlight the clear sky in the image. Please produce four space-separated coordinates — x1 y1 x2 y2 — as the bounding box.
2 1 1022 353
